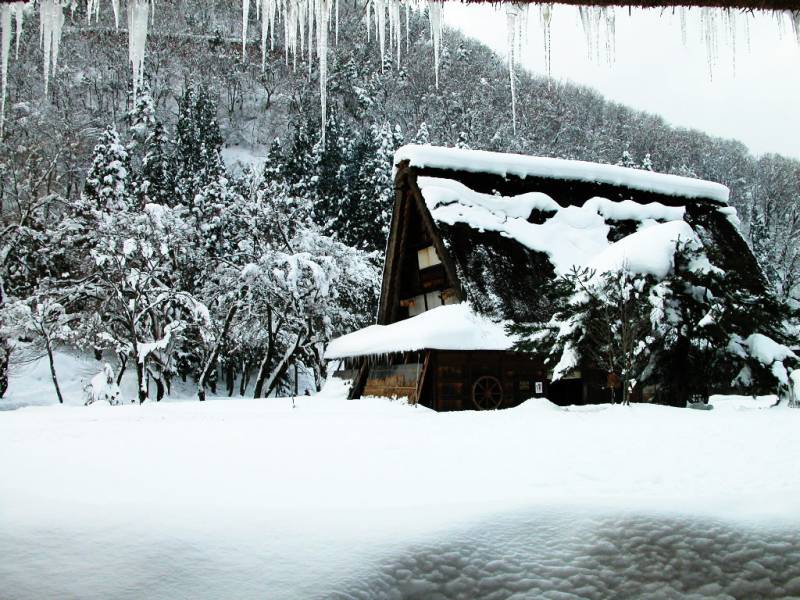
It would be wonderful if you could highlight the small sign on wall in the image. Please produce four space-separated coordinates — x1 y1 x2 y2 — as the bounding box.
535 381 543 395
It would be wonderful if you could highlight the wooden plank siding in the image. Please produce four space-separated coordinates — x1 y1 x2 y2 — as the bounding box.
425 350 549 411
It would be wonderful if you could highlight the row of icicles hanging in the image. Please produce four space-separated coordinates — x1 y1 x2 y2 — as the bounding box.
1 1 800 140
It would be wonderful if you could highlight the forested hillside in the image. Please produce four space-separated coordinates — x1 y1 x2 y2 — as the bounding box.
1 1 798 401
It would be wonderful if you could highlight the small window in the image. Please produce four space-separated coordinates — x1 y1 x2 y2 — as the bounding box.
408 293 427 317
425 291 443 310
407 291 446 317
417 246 441 270
441 288 458 305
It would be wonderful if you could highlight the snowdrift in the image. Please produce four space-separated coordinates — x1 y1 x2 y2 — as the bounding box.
1 392 798 598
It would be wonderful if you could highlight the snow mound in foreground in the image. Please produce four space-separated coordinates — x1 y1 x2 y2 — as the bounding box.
345 511 800 599
2 394 798 598
511 397 565 412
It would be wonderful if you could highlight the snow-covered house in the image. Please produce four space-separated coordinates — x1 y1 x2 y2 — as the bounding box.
326 145 764 410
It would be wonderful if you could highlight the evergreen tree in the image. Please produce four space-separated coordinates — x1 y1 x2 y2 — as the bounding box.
262 138 286 186
175 85 226 206
412 122 430 145
748 202 774 283
617 150 638 169
139 121 174 206
83 127 131 212
126 83 156 152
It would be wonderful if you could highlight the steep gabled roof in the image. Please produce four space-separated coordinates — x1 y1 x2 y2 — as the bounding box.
396 145 730 204
388 145 765 324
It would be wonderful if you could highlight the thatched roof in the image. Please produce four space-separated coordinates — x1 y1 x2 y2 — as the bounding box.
0 0 796 6
392 145 766 325
459 0 800 9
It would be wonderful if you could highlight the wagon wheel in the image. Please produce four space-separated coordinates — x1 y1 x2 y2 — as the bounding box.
472 376 503 410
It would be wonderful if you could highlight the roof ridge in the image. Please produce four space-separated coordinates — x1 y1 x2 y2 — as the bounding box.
395 144 730 204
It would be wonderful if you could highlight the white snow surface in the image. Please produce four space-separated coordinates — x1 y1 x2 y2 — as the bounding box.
419 176 693 277
1 385 799 599
588 220 698 278
398 144 730 203
745 333 798 366
325 303 513 358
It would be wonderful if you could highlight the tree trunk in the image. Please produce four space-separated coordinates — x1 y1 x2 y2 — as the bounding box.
239 362 249 396
45 338 64 404
263 330 306 399
155 376 165 402
0 342 10 399
198 301 238 401
226 364 235 396
131 344 147 404
253 307 275 399
116 353 128 385
253 351 272 399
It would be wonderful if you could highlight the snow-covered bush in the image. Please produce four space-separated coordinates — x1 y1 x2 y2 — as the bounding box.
85 363 124 406
513 240 798 406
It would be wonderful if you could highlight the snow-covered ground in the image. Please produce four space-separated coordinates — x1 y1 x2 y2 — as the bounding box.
2 372 799 599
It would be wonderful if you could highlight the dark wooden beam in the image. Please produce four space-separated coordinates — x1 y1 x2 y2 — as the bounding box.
0 0 796 7
459 0 799 9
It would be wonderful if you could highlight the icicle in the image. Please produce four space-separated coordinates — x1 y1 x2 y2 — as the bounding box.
128 0 150 99
374 0 386 72
335 0 339 45
725 8 737 76
13 2 22 60
365 0 370 44
792 10 800 45
308 4 318 76
540 3 552 80
316 0 329 145
260 0 269 70
428 1 443 89
40 0 65 97
111 0 120 30
700 7 719 80
578 6 591 61
86 0 100 24
1 4 11 138
679 7 688 47
389 0 401 65
603 8 615 65
506 4 528 135
744 12 752 54
405 1 409 52
243 0 250 60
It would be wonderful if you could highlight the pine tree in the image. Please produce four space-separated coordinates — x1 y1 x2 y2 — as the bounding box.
126 83 156 152
175 85 225 207
748 202 774 283
262 138 286 186
412 122 430 145
617 150 638 169
139 121 174 206
83 127 131 212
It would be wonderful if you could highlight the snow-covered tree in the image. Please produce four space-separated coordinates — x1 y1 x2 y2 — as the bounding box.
514 265 657 404
514 240 798 406
0 297 75 404
83 127 131 212
67 203 210 403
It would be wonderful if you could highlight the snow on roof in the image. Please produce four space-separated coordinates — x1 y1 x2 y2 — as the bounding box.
418 176 691 277
324 303 514 359
396 145 730 204
587 220 698 279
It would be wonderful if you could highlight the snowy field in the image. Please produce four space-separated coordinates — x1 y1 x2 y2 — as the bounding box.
2 368 800 599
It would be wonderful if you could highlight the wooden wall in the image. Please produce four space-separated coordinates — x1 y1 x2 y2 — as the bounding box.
423 350 549 411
